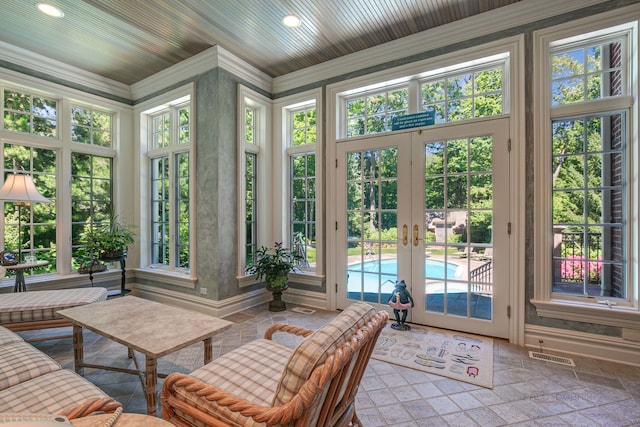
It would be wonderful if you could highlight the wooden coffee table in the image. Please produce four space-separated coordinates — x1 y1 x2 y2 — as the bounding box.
57 296 233 415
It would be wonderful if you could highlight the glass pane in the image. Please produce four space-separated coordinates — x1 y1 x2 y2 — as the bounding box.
447 74 472 98
446 177 467 209
446 139 468 173
470 177 492 209
551 111 626 299
551 39 624 106
345 147 398 304
425 177 445 210
425 142 445 175
421 81 445 102
424 133 494 321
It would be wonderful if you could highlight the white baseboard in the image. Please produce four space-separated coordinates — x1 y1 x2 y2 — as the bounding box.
525 324 640 367
281 287 328 311
130 283 270 318
129 283 329 318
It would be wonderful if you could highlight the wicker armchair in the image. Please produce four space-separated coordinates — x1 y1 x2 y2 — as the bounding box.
161 302 388 427
59 397 122 419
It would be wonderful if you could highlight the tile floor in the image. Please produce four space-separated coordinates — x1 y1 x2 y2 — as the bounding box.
21 302 640 426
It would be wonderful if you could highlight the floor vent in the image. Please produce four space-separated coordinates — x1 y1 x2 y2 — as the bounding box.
528 351 575 367
291 307 316 315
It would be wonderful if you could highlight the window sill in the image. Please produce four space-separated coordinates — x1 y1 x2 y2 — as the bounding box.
0 271 121 292
238 272 325 288
133 268 196 289
531 298 640 329
289 272 324 287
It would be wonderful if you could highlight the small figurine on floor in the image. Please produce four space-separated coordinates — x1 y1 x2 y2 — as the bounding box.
388 280 414 331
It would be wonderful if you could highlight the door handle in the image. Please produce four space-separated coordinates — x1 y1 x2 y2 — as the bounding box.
413 224 419 246
402 224 408 246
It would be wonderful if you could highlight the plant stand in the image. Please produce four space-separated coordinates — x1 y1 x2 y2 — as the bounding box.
269 290 286 312
99 255 128 297
267 283 288 312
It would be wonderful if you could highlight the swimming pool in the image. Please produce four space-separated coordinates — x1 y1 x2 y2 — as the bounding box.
347 258 462 295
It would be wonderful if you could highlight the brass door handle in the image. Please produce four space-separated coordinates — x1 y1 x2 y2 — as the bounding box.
402 224 408 246
413 224 419 246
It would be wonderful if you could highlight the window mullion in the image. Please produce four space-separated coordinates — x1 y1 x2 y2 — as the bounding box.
168 151 176 269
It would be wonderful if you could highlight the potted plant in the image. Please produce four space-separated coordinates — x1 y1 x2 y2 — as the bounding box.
80 213 135 264
245 242 301 311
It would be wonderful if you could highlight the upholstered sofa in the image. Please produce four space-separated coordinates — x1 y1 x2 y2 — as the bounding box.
0 288 107 339
0 324 121 418
161 301 388 427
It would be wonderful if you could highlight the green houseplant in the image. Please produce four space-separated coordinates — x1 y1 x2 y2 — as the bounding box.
245 242 301 311
80 213 135 266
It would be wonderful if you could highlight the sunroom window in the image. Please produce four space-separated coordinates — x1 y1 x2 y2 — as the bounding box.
147 101 191 272
3 89 57 137
71 153 113 271
71 106 112 147
339 56 508 140
551 112 626 299
533 19 637 319
346 87 408 137
2 144 56 272
238 86 269 276
288 105 317 271
420 65 504 124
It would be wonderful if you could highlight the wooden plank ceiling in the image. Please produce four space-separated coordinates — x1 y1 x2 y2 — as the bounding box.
0 0 522 85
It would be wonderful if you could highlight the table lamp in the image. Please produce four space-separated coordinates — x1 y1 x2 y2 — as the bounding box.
0 165 50 263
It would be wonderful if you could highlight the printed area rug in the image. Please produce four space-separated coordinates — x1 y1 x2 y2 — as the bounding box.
372 323 493 389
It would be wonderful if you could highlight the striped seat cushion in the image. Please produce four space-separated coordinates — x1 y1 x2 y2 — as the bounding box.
0 288 108 324
0 369 112 414
0 326 24 346
184 338 293 427
273 302 376 406
0 341 61 391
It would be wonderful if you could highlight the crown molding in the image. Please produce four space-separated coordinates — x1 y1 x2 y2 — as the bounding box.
272 0 610 94
131 45 272 101
0 40 131 100
130 46 220 101
217 46 272 93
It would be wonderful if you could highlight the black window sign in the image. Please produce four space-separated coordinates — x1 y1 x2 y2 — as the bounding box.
391 110 435 131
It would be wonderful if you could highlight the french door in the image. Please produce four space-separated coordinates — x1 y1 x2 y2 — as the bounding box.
335 118 510 338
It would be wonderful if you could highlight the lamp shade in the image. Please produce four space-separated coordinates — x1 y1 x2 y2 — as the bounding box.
0 173 50 203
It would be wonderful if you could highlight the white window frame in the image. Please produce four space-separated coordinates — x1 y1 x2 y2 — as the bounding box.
70 104 113 147
0 75 130 286
137 84 195 285
237 85 272 286
273 89 324 287
326 37 525 343
2 87 58 138
532 7 640 327
334 52 511 141
343 83 410 137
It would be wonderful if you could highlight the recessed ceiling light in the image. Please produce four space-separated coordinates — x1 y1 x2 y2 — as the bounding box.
36 3 64 18
283 14 301 28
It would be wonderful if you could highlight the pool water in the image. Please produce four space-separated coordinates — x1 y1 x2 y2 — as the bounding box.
347 258 462 295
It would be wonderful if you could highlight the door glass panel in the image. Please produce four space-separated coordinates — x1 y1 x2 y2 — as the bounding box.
424 136 494 320
346 148 399 304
